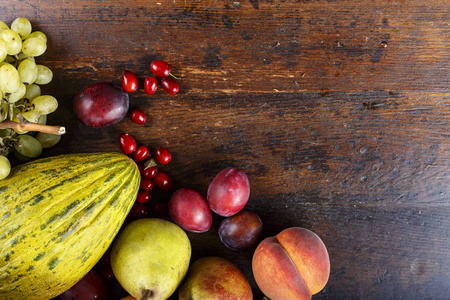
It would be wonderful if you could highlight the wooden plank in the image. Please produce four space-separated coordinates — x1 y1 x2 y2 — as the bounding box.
1 0 448 94
46 91 450 203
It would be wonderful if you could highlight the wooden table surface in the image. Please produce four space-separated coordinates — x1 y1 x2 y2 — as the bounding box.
2 0 449 299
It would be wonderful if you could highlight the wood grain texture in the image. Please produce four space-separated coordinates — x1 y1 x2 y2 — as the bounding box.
1 0 449 299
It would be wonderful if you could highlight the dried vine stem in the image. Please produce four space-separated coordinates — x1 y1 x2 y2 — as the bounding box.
0 114 66 135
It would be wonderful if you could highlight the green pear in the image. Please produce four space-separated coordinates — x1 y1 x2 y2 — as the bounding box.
179 256 253 300
111 218 191 300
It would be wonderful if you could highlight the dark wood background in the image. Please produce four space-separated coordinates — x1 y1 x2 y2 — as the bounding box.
2 0 449 299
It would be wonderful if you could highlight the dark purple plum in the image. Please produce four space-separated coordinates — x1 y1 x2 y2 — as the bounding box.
218 211 263 251
73 82 129 127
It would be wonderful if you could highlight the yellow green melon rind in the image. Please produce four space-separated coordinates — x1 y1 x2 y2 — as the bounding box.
0 152 140 300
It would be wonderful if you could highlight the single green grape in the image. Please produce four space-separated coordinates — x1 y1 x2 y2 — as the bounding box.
31 95 58 115
3 55 16 65
36 132 61 148
0 63 21 93
20 110 41 123
24 83 41 101
0 20 9 32
11 17 32 39
16 52 35 61
0 39 7 61
35 65 53 85
18 58 37 85
26 31 47 43
0 29 22 55
14 150 31 162
22 37 46 57
37 113 47 125
0 155 11 180
7 81 26 103
14 134 42 157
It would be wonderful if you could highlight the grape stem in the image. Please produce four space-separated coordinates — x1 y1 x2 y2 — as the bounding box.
0 114 66 135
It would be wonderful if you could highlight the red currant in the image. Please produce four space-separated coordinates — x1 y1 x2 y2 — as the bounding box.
155 147 172 165
161 77 179 95
154 171 173 191
136 191 151 204
144 76 158 95
150 60 171 78
142 165 158 179
140 177 154 191
133 145 149 163
118 133 137 154
130 108 146 125
128 203 148 220
121 71 138 92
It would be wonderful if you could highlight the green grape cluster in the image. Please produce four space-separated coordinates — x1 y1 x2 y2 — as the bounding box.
0 18 61 180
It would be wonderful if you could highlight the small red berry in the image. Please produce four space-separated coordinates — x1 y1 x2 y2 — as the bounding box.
155 147 172 165
133 146 149 163
154 171 173 191
140 177 154 191
161 77 179 95
121 71 138 92
142 166 158 179
144 77 158 95
128 203 148 220
118 133 137 154
136 191 151 204
130 108 147 125
150 60 171 78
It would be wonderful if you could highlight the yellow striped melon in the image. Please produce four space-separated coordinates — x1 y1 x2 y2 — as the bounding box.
0 152 140 299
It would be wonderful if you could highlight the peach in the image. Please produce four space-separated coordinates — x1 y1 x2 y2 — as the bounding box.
252 227 330 300
179 256 253 300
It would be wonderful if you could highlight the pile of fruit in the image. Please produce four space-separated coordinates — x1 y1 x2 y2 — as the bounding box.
0 17 331 300
71 66 332 299
0 18 64 180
